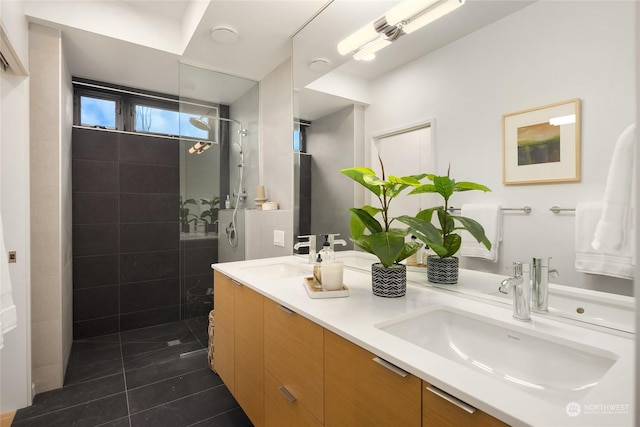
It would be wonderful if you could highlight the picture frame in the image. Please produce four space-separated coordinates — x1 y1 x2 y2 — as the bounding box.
502 98 581 185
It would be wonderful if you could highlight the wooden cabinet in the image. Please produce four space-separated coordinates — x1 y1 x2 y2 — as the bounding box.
215 269 510 427
324 330 422 427
264 298 324 426
213 271 264 427
213 271 234 391
423 382 508 427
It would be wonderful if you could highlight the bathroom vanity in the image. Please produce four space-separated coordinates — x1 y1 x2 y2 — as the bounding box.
212 251 634 427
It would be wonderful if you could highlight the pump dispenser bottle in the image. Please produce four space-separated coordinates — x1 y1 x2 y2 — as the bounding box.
313 253 323 289
319 235 335 261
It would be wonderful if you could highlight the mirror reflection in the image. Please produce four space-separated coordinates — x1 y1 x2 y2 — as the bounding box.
293 0 635 296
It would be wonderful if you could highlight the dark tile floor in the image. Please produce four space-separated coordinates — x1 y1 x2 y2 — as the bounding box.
13 318 253 427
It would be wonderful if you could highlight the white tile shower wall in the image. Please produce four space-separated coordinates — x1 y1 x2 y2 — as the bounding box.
365 1 635 295
60 39 74 378
28 23 69 394
218 209 245 263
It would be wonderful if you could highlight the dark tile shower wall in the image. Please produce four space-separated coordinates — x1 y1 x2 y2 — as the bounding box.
72 128 214 339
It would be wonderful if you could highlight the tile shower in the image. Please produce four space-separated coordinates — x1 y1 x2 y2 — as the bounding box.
72 127 216 339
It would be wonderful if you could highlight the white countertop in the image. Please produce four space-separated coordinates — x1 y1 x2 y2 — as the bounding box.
212 252 634 427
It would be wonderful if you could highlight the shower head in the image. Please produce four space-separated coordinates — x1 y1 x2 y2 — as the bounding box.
232 143 243 154
189 116 212 131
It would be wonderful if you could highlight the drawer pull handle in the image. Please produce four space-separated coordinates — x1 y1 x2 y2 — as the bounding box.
278 386 297 402
372 357 408 378
232 279 242 286
426 385 477 414
278 305 295 314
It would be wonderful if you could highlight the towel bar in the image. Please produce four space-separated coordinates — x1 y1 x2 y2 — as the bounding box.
448 206 532 214
549 206 575 214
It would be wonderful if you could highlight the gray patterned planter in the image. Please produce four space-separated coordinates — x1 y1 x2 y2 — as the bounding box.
427 256 459 284
371 263 406 297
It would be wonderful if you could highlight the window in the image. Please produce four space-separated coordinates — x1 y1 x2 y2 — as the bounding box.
134 104 211 140
74 80 220 141
80 96 117 129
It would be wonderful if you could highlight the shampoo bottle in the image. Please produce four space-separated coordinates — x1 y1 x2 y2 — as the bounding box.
225 195 231 209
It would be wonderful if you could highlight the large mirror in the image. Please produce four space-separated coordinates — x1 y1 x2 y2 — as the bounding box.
293 0 635 296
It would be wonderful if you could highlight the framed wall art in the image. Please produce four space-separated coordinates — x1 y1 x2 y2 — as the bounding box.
502 98 581 185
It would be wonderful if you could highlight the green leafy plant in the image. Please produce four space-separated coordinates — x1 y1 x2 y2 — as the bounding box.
199 196 220 225
179 197 198 226
397 167 491 258
340 158 426 268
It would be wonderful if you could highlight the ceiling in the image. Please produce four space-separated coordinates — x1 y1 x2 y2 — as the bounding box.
22 0 534 109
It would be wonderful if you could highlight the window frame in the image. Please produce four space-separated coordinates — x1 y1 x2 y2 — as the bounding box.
73 81 220 142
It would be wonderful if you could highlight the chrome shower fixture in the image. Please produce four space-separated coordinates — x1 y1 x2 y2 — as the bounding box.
189 116 212 131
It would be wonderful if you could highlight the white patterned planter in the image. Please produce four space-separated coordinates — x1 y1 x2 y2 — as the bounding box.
371 263 406 298
427 256 459 284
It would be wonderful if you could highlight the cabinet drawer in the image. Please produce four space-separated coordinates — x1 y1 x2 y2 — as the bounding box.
423 382 509 427
234 284 264 427
264 298 324 424
324 330 421 427
265 370 322 427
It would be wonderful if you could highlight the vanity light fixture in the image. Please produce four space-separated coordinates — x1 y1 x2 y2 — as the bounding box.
338 0 465 60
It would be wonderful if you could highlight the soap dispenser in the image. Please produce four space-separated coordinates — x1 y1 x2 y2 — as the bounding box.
319 235 335 261
313 253 323 289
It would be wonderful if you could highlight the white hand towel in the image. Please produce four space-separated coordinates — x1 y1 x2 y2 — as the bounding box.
459 204 502 262
575 201 633 279
0 215 17 350
592 124 636 256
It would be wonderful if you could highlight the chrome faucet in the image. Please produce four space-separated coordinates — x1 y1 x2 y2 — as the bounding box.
294 235 316 264
327 233 347 252
499 262 531 322
531 257 558 313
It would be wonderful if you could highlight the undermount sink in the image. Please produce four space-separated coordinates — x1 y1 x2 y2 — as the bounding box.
376 306 618 404
241 262 311 279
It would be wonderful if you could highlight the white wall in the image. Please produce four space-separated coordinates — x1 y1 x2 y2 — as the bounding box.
0 0 32 412
308 105 361 246
260 58 294 212
231 83 259 205
366 1 635 295
256 58 294 255
634 4 639 425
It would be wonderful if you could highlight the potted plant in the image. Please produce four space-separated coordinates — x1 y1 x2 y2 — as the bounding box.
200 196 220 234
180 196 197 233
397 167 491 284
340 158 425 297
